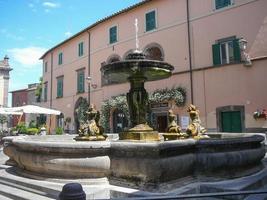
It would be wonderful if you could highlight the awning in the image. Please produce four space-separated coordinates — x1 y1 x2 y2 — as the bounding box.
3 105 61 115
0 108 23 115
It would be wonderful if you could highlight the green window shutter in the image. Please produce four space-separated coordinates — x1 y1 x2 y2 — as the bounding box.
233 39 241 63
57 78 63 97
216 0 231 9
109 26 117 44
81 72 84 92
58 53 63 65
44 84 47 102
81 42 83 56
78 42 84 57
212 43 221 65
77 71 84 93
57 80 60 97
146 11 156 32
77 73 79 92
58 54 60 65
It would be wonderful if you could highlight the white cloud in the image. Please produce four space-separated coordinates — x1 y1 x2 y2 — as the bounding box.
42 2 60 8
64 31 72 37
8 47 47 67
28 3 34 8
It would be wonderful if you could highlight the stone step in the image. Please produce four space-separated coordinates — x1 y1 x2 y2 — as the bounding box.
0 166 60 200
0 176 59 199
0 194 14 200
0 180 55 200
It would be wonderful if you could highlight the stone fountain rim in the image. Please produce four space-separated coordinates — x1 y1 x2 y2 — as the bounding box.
100 59 174 72
3 133 264 154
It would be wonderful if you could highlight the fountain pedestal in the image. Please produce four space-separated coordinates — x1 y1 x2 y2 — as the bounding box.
119 124 159 141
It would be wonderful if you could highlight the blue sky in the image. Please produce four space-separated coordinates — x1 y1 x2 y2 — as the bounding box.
0 0 141 105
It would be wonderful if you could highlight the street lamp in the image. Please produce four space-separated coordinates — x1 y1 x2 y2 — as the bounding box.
238 38 248 51
238 38 252 66
86 76 92 105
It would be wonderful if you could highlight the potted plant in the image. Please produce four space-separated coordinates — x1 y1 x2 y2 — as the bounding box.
253 109 267 120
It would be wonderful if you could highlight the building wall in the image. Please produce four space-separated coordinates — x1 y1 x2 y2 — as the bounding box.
41 0 267 133
11 90 27 126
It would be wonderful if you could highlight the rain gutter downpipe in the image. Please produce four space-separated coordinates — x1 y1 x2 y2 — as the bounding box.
87 30 91 105
49 52 53 134
187 0 194 104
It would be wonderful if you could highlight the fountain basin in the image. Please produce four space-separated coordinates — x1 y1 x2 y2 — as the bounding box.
3 133 265 187
3 135 110 178
101 60 174 83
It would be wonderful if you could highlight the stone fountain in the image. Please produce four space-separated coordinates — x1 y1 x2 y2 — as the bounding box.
101 49 174 141
2 19 266 191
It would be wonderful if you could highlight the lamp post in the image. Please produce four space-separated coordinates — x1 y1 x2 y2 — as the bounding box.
239 38 247 51
238 38 252 66
86 76 92 105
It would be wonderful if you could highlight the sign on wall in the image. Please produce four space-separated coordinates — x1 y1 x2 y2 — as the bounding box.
181 116 190 130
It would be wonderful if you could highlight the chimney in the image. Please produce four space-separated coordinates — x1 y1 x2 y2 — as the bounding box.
3 55 9 66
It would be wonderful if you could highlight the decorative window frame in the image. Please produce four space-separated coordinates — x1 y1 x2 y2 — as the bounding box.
144 9 158 33
56 75 64 98
216 105 245 132
213 0 235 11
58 52 63 65
108 24 118 45
76 68 85 94
44 61 48 73
78 41 84 57
43 81 48 102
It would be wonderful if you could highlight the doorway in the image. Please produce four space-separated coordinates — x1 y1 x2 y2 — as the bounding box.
221 111 242 132
156 114 168 132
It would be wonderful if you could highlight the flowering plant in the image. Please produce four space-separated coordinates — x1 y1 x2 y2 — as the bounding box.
100 87 186 132
253 109 267 120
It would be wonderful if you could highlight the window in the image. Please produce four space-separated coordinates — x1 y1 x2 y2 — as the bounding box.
212 37 240 65
109 26 117 44
78 42 84 57
44 82 48 102
77 70 85 93
57 76 64 98
145 10 156 32
44 62 48 72
215 0 233 10
58 52 63 65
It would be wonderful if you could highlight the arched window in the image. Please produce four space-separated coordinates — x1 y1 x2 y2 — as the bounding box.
102 54 121 86
143 43 164 61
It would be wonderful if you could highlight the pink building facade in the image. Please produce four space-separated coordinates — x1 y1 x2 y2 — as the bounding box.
41 0 267 133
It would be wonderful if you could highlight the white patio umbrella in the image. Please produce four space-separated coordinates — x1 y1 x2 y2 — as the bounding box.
5 105 61 115
4 105 61 133
0 108 23 115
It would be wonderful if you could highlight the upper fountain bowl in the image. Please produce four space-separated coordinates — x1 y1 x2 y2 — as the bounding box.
100 50 174 84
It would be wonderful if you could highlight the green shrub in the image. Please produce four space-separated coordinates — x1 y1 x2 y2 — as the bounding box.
27 128 39 135
16 122 27 134
29 120 37 128
55 127 63 135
